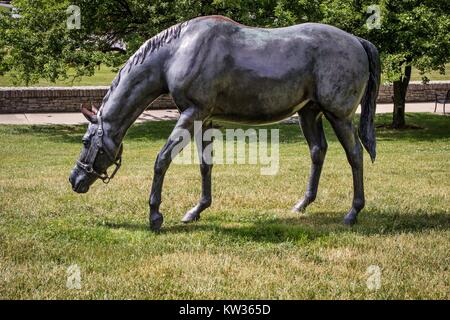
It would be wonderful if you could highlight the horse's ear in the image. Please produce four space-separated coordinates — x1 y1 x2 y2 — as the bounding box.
80 103 98 123
91 104 98 115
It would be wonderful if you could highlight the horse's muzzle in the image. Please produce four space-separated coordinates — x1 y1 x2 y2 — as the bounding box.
69 168 90 193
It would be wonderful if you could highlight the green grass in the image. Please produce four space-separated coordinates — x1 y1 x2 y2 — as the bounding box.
0 113 449 299
0 64 449 87
0 66 116 87
409 64 450 82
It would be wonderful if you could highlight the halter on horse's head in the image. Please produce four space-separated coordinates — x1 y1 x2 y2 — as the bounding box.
69 104 123 193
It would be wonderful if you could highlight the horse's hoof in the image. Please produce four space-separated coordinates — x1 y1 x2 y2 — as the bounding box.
181 211 200 223
343 213 357 226
292 199 308 213
150 213 164 231
292 204 306 213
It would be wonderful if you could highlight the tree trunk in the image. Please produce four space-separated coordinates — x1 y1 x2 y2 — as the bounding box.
392 65 412 129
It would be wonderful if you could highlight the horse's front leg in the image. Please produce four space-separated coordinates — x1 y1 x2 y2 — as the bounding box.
182 122 213 223
149 107 204 231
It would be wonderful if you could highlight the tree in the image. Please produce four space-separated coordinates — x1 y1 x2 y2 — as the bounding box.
376 1 449 128
0 0 322 85
322 0 450 128
0 0 181 85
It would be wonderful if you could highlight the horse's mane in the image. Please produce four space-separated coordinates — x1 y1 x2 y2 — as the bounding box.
100 21 189 107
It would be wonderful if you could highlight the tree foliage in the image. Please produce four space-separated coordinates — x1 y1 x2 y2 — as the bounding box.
0 0 322 85
321 0 449 82
321 0 449 127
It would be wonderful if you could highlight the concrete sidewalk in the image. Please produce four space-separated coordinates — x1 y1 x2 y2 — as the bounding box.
0 109 181 125
0 102 445 125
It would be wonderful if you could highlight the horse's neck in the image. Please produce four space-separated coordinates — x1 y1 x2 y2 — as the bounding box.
99 30 183 144
101 71 165 144
101 89 161 144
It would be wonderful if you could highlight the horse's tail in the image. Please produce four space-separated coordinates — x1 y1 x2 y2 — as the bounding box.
357 37 380 163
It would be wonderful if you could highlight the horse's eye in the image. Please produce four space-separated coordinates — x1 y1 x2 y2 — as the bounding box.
82 139 90 147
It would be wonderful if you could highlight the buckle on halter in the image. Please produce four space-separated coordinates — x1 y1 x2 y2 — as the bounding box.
101 177 110 184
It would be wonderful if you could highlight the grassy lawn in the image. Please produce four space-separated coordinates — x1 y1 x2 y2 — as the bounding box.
0 64 449 87
409 64 450 82
0 66 116 87
0 113 449 299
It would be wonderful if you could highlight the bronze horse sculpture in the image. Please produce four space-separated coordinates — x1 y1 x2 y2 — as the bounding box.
69 16 380 231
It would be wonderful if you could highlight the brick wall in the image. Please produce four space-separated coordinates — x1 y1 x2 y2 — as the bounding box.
0 86 177 113
0 87 107 113
0 81 449 113
376 81 450 103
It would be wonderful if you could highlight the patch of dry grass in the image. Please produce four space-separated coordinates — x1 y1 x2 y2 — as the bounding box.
0 113 449 299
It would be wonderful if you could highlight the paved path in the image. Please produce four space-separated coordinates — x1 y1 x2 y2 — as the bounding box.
0 102 445 125
0 109 181 125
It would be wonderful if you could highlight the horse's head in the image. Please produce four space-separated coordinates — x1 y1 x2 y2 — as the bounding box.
69 104 123 193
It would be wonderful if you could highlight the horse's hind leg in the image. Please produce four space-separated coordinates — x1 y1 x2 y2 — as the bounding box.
292 104 328 213
182 122 213 223
325 114 364 225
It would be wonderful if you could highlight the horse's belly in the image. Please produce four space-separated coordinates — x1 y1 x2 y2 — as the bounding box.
210 93 309 125
207 68 312 124
206 42 313 124
210 107 305 124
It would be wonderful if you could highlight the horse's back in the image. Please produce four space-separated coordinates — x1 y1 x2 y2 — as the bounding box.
167 16 369 123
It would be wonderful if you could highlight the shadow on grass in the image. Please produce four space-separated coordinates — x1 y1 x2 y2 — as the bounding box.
100 209 449 244
375 113 450 142
0 124 87 144
0 121 177 144
101 221 149 232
